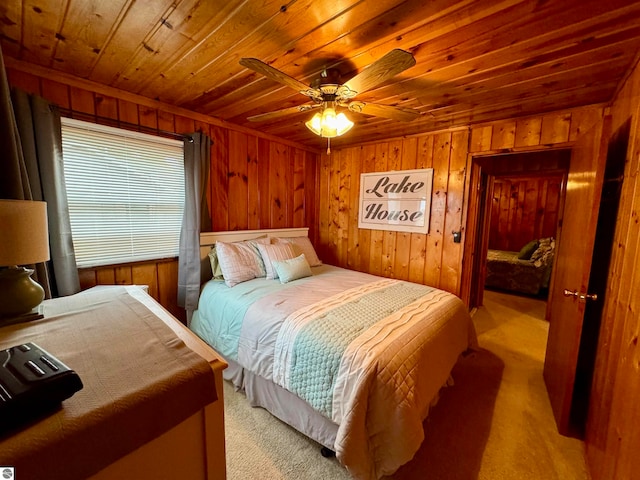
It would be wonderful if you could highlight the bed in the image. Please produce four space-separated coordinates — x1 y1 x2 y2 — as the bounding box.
190 228 476 480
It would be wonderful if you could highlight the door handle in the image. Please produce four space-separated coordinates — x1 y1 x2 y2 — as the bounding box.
563 289 598 302
579 293 598 302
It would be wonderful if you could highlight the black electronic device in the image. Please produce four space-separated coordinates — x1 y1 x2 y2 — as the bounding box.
0 342 83 431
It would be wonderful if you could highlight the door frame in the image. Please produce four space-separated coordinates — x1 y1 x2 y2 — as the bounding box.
462 147 571 309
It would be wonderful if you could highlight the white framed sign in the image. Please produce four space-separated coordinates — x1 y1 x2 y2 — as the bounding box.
358 168 433 233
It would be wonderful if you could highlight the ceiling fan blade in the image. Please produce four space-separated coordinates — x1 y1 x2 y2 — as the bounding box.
240 58 321 99
342 49 416 97
348 101 421 122
247 104 320 122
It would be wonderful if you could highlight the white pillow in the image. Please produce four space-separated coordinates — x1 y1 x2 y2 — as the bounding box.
273 254 313 284
272 236 322 267
257 242 296 279
216 238 269 287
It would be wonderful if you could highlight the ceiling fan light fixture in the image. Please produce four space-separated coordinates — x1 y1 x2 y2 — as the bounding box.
305 105 353 138
241 50 418 147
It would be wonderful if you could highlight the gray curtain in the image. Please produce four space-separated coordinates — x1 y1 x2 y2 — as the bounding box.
0 46 80 297
177 132 212 324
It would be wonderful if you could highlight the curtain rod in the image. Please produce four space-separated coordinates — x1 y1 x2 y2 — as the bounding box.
57 107 195 141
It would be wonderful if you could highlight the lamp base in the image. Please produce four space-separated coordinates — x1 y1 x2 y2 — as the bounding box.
0 266 46 320
0 311 44 328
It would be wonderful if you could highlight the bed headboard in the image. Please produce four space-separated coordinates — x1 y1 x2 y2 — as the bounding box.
199 228 309 283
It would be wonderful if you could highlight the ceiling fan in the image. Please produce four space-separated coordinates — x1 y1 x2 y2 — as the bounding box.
239 49 421 149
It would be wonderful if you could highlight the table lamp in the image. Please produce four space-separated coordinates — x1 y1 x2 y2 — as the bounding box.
0 200 50 323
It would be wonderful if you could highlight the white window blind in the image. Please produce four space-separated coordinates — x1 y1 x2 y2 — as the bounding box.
61 117 185 268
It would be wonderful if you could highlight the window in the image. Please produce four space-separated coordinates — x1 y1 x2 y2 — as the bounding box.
61 117 185 268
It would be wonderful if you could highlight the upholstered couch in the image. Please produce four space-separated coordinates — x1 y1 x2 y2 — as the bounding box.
485 237 555 295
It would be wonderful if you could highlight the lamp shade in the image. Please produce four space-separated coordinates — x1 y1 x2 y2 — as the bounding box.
305 105 354 138
305 112 323 136
334 112 354 136
0 200 50 267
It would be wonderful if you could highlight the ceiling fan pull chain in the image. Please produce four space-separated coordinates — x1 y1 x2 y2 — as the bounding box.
327 137 331 155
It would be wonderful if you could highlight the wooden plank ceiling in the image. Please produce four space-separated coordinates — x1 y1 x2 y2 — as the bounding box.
1 0 639 149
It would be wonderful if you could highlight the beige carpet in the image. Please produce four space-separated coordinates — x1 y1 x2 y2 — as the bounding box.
223 290 591 479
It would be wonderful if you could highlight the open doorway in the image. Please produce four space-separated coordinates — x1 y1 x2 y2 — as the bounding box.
467 149 571 310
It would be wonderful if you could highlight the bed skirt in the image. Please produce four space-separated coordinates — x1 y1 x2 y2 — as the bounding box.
224 356 339 451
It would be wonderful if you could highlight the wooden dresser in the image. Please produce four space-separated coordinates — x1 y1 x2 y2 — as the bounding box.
0 285 228 480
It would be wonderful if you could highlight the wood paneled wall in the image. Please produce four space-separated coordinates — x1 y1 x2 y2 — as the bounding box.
316 131 469 295
468 110 604 153
6 65 319 323
482 150 570 252
585 58 640 480
77 259 180 319
489 175 564 251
